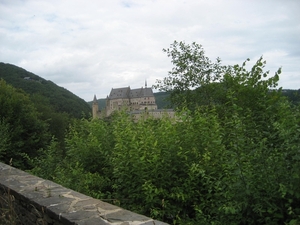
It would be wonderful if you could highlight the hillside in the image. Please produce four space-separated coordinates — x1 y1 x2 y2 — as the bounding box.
0 63 91 118
282 89 300 105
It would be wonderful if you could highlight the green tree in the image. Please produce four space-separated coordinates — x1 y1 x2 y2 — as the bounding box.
153 41 300 224
154 41 228 110
30 93 72 150
0 119 11 159
0 79 50 169
31 117 114 199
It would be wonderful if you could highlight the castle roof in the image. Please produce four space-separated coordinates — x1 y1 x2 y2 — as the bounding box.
130 87 154 98
93 94 97 102
108 86 154 99
108 87 130 99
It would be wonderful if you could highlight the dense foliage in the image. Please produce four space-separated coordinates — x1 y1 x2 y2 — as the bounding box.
31 46 300 224
282 89 300 105
0 80 50 169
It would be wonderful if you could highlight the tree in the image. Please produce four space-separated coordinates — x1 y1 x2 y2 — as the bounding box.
0 79 50 169
0 119 11 159
152 41 300 224
154 41 228 110
30 93 72 150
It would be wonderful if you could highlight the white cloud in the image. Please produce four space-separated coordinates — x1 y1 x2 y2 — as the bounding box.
0 0 299 101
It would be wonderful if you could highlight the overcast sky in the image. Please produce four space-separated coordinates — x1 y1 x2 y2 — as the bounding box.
1 0 299 101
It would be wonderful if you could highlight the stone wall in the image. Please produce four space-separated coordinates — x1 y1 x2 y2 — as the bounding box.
0 162 168 225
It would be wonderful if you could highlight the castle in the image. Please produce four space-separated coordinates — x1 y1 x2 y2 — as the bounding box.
92 82 174 120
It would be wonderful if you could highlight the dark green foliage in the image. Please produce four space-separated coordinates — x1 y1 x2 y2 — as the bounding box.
0 80 50 169
282 89 300 105
153 92 171 109
29 94 72 149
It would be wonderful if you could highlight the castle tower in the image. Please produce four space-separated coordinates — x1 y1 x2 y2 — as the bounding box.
92 95 98 119
144 79 147 98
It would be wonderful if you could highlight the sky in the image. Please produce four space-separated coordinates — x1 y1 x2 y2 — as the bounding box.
1 0 299 101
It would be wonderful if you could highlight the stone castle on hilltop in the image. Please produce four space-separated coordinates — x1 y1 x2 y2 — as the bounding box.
92 82 174 120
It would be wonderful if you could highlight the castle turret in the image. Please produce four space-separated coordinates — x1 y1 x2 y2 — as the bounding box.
92 95 98 119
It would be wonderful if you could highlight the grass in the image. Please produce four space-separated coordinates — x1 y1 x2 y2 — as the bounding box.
0 188 18 225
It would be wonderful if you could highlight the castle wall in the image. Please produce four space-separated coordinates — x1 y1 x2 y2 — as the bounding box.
92 86 173 119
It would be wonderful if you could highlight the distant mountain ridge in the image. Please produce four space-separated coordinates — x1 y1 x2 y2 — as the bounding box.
88 87 300 111
0 62 91 118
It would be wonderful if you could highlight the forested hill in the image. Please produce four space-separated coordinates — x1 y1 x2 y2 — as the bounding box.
0 62 91 118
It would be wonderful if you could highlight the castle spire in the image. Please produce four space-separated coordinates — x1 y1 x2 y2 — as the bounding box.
145 79 147 88
92 95 98 119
